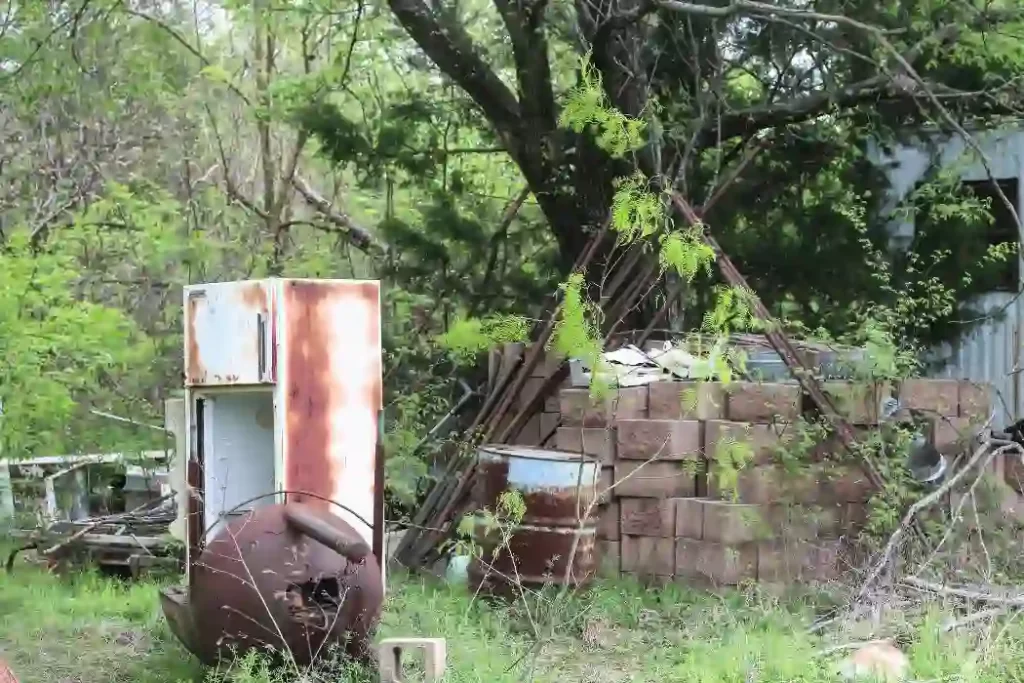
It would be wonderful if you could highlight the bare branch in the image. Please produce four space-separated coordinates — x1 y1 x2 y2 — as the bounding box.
291 176 385 256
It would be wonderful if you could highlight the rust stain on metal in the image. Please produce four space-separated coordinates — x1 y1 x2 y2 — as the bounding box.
185 294 203 385
469 447 599 596
284 281 336 506
239 280 270 312
165 503 383 668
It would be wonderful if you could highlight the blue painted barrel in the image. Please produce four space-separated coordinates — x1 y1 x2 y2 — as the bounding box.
468 445 600 596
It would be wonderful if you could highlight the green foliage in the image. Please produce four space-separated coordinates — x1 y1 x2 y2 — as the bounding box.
0 231 157 458
438 315 530 363
559 52 647 157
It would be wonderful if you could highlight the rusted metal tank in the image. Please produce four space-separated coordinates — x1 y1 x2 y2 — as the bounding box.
468 445 600 597
160 502 383 667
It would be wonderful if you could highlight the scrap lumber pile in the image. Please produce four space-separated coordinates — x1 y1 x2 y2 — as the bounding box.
6 494 182 577
395 190 972 573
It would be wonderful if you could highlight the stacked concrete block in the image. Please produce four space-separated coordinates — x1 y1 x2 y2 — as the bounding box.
503 342 566 447
556 386 649 578
550 375 993 587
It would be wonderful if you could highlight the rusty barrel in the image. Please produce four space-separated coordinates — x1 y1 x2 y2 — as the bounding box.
468 445 599 597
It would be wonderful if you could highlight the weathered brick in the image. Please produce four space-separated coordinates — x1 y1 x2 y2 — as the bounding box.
555 427 616 464
673 538 701 581
840 503 869 535
726 382 802 423
648 381 726 420
677 540 757 585
764 503 843 541
524 342 563 379
597 466 614 504
707 465 821 505
822 381 892 425
820 465 875 503
540 412 560 445
700 500 769 543
959 381 992 421
931 416 976 455
511 414 541 446
674 497 705 539
616 419 702 461
518 377 546 411
898 378 959 417
620 498 676 537
560 387 648 427
805 426 871 462
596 540 620 578
758 540 841 582
598 502 620 540
621 535 674 576
614 461 698 498
704 420 793 466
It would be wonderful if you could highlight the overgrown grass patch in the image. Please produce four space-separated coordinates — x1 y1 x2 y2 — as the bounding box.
4 553 1024 682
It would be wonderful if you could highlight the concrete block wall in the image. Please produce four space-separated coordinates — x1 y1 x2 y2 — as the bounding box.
554 376 992 587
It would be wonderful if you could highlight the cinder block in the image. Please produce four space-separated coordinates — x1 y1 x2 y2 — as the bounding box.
555 427 615 464
704 420 793 466
822 381 891 425
707 465 821 505
522 342 562 379
560 387 648 427
597 466 613 504
614 461 698 498
757 540 841 583
598 502 620 540
518 377 546 411
511 414 541 445
726 382 801 422
616 419 702 461
674 497 705 539
540 412 560 444
764 503 843 541
959 380 992 421
931 416 976 455
620 498 676 537
676 539 757 585
621 535 674 576
379 637 447 683
840 503 869 535
805 427 871 462
596 540 620 578
898 378 958 417
821 466 875 503
701 500 769 543
648 381 726 420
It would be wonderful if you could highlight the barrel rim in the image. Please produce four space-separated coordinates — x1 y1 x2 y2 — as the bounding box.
477 444 600 465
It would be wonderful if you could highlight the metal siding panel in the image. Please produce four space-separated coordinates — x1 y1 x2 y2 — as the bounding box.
279 279 382 548
928 292 1021 426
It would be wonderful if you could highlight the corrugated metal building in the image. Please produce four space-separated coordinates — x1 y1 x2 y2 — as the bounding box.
870 129 1024 426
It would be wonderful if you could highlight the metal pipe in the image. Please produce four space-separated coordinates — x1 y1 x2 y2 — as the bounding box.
283 505 371 561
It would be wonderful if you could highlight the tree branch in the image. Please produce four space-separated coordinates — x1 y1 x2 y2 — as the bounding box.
387 0 523 140
291 175 385 256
